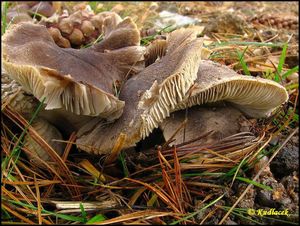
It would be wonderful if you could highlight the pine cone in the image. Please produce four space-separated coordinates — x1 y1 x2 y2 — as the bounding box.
250 15 298 30
43 9 123 48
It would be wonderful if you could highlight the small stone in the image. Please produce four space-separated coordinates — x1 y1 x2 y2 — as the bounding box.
253 48 264 56
270 145 299 179
253 155 270 175
224 218 238 225
269 19 275 25
269 136 279 146
256 190 279 208
286 73 299 82
203 13 248 36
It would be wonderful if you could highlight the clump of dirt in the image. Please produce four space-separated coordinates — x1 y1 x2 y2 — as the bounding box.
270 133 299 180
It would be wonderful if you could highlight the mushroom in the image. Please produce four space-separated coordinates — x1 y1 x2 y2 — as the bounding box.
7 2 56 24
64 28 289 155
76 28 206 154
145 41 288 118
2 18 144 122
2 16 289 159
24 117 64 165
2 15 145 161
160 104 250 146
176 60 289 118
2 70 65 165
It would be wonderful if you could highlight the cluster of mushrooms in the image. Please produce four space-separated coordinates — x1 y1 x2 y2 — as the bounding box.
2 13 288 164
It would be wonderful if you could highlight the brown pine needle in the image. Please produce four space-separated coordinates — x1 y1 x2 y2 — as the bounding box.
1 203 35 224
43 132 77 198
89 210 174 225
34 174 42 225
105 132 127 164
125 178 180 213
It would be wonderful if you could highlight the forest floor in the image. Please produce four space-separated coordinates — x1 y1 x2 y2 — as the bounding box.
1 1 299 225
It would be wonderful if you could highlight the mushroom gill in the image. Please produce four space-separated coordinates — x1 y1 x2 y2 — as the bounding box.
76 28 206 154
145 40 288 118
2 19 144 121
176 60 289 118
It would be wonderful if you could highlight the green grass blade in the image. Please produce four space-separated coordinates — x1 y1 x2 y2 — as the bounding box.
285 83 299 90
282 65 299 80
86 214 106 224
79 203 88 223
141 24 174 45
230 155 249 186
236 47 251 76
236 177 273 191
5 97 46 178
88 2 98 12
222 158 248 179
82 34 103 48
170 194 224 225
1 1 8 35
210 41 285 47
118 151 129 177
277 43 288 75
1 206 11 220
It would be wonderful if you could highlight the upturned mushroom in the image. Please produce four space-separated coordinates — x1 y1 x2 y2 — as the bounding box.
146 42 288 146
2 17 289 159
78 39 287 154
2 16 144 122
2 14 145 162
145 39 288 116
176 60 289 118
2 71 64 165
76 28 206 154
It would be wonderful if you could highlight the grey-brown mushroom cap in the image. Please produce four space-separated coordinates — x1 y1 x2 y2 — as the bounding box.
176 60 289 118
2 22 144 120
92 17 141 52
160 105 249 146
76 28 205 154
